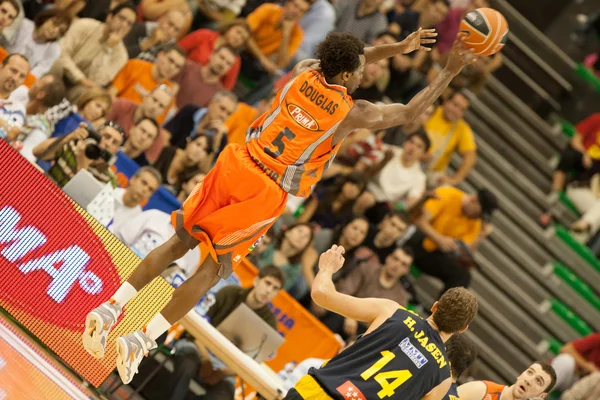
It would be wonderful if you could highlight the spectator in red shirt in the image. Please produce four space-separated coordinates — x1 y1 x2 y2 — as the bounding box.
553 113 600 192
178 20 250 89
552 333 600 391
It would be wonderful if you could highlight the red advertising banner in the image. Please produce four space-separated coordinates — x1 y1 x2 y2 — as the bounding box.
0 141 174 387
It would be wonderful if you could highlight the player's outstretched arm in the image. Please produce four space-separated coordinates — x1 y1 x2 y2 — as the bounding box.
343 35 476 134
457 381 488 400
364 28 438 64
311 245 398 326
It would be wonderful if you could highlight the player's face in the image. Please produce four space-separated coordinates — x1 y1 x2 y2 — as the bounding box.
127 171 160 204
443 93 469 122
252 276 282 305
345 55 366 94
512 364 551 399
379 215 407 240
224 25 249 49
341 218 369 248
384 249 412 278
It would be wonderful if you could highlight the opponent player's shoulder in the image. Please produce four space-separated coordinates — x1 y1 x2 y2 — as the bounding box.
457 380 488 400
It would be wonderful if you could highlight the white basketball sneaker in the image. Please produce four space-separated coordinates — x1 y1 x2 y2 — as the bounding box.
82 300 122 358
115 330 157 384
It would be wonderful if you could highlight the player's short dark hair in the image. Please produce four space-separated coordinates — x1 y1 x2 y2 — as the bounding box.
109 1 136 18
258 265 285 288
445 333 478 379
316 32 365 81
33 7 72 30
533 362 557 393
433 287 478 334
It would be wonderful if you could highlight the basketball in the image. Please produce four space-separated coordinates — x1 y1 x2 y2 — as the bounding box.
459 8 509 56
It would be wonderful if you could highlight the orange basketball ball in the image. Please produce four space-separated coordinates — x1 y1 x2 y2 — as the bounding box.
459 8 509 56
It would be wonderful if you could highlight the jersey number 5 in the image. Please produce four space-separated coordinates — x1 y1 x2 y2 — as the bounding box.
360 351 413 399
265 128 296 159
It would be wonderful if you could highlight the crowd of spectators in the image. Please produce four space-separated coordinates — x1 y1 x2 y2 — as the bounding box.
1 0 508 398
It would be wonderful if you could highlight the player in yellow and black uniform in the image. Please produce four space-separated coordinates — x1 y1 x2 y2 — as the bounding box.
284 245 479 400
443 333 478 400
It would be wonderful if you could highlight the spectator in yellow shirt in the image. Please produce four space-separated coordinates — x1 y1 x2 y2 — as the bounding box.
424 91 477 187
406 186 497 295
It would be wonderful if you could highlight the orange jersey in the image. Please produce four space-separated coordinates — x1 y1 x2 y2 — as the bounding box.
482 381 507 400
246 69 354 198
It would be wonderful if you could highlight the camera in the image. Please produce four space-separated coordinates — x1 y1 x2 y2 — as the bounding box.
82 124 114 163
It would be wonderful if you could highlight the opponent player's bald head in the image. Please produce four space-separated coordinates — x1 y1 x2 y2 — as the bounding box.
316 32 366 94
432 287 478 334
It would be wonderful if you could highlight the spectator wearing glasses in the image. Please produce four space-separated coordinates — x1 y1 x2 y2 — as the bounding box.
178 19 250 89
33 121 125 187
124 10 186 60
109 44 185 123
5 7 72 78
173 45 237 108
107 85 174 162
120 117 160 166
0 0 20 47
53 2 137 90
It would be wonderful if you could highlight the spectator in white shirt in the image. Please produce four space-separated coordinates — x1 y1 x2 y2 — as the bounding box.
355 130 430 218
5 8 72 78
109 166 161 232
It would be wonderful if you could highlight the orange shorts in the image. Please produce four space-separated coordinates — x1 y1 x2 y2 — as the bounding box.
172 143 288 278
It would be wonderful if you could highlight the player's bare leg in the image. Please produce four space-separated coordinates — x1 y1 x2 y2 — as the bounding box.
115 254 222 384
82 235 188 358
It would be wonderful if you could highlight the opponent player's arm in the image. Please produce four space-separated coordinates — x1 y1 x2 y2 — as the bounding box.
421 377 452 400
457 381 488 400
364 28 437 65
311 245 398 326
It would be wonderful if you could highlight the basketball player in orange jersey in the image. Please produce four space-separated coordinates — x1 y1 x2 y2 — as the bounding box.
82 29 477 384
458 362 557 400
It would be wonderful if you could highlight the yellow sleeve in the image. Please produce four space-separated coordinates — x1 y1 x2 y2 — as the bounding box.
456 123 477 153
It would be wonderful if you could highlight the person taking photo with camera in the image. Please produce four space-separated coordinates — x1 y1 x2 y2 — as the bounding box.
32 121 125 188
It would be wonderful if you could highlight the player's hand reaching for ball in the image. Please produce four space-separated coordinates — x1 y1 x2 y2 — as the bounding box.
318 244 346 274
400 28 437 54
445 33 478 75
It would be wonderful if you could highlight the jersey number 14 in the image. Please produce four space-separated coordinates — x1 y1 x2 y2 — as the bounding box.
360 351 413 399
